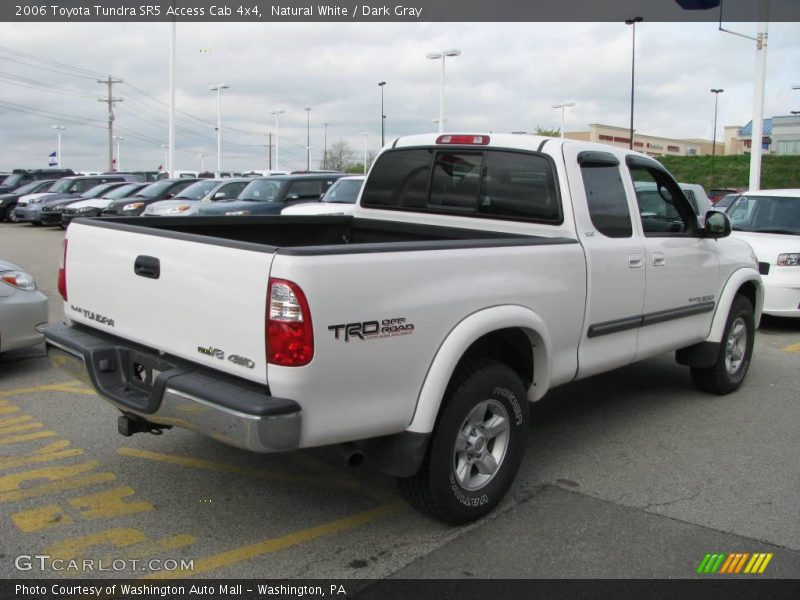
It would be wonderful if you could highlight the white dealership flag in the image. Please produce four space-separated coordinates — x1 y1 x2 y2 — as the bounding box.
48 151 57 166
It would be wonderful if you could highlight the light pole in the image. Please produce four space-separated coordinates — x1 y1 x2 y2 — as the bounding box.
198 152 206 171
625 17 643 150
52 125 65 167
710 89 724 187
323 122 328 170
270 109 285 171
378 81 386 146
426 49 461 134
210 83 229 173
361 132 369 174
552 102 575 139
160 144 169 172
113 135 124 171
305 107 312 171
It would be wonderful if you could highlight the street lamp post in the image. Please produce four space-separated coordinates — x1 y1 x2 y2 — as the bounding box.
323 122 328 170
160 144 169 172
361 132 369 174
270 110 285 171
426 49 461 134
552 102 575 139
378 81 386 146
113 135 124 171
625 17 643 150
52 125 65 167
305 107 312 171
210 83 230 173
198 152 206 171
710 89 724 187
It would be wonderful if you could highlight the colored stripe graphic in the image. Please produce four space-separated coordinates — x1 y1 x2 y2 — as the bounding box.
700 552 773 575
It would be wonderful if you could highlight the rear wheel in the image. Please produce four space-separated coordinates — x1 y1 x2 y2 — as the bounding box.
691 295 754 395
398 359 529 524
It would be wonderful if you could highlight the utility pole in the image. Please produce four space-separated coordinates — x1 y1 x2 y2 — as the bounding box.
323 123 328 170
98 75 123 172
305 107 312 171
268 132 273 169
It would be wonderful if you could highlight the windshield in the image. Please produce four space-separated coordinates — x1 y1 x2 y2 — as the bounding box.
2 174 24 187
50 179 74 193
174 180 218 200
728 195 800 235
135 180 174 198
237 179 284 202
11 180 42 194
322 178 363 203
80 183 118 199
104 183 142 199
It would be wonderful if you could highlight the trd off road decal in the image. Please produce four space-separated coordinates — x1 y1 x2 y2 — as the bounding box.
328 317 415 342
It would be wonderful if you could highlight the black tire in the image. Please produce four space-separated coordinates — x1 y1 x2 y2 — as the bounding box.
691 295 754 395
398 359 529 524
3 203 17 223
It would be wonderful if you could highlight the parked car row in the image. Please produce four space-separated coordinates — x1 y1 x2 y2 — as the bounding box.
2 171 365 226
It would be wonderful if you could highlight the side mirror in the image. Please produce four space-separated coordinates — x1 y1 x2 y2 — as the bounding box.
287 194 299 200
213 192 227 200
703 210 731 239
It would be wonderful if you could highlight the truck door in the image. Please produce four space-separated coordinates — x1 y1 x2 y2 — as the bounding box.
624 156 720 359
564 147 646 378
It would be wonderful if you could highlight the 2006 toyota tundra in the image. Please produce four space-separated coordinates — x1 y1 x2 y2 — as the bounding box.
45 133 763 523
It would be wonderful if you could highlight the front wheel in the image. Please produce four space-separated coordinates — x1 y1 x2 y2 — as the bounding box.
398 359 529 524
4 204 18 223
691 295 754 395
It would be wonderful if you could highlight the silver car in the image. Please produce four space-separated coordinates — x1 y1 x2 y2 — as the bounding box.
142 178 250 216
0 259 48 353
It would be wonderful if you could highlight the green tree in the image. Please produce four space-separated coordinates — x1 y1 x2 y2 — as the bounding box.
534 125 561 137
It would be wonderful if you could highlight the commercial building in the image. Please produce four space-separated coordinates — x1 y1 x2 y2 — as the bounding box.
724 115 800 155
565 124 723 157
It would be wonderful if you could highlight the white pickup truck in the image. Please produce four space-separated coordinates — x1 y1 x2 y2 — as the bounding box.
46 134 763 523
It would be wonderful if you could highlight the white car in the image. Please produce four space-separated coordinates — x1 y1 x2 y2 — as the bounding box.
143 178 250 216
728 189 800 317
281 175 365 216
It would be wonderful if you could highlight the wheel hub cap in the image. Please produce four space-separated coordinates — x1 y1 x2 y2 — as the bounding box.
453 399 511 491
724 317 747 375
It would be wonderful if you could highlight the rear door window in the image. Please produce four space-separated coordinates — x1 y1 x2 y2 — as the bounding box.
361 147 560 223
286 180 323 200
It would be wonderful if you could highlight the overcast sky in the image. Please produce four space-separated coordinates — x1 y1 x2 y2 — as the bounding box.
0 21 798 173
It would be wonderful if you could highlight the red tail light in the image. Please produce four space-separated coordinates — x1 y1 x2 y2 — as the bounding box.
436 134 490 145
267 278 313 366
57 239 68 301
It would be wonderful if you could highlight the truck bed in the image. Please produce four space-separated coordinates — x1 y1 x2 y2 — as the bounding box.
78 215 575 254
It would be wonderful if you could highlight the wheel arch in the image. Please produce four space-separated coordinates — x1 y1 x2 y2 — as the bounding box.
405 305 552 435
707 268 763 343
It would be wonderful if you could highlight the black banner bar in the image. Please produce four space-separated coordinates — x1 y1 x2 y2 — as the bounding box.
3 0 800 23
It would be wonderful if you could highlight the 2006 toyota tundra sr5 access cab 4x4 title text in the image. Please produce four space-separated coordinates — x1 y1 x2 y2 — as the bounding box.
46 134 763 523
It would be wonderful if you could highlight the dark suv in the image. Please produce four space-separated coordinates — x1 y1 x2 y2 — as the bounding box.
0 169 75 194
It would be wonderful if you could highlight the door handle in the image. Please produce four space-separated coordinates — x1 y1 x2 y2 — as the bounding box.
652 252 666 267
628 253 643 268
134 255 160 279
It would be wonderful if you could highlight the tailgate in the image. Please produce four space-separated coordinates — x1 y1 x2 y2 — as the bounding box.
63 221 274 384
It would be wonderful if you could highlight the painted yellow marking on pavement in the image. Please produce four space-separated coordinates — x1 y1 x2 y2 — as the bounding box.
0 460 100 492
69 486 154 519
0 448 84 470
12 504 73 532
146 503 405 579
0 414 33 426
0 384 86 398
0 430 57 445
118 447 329 485
46 527 148 561
34 439 74 454
0 404 20 415
782 342 800 353
0 472 116 503
47 529 197 564
0 421 45 435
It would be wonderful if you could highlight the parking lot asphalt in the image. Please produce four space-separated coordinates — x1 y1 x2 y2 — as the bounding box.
1 221 798 581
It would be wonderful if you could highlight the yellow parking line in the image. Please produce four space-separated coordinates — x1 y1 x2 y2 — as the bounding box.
0 472 116 503
117 447 339 485
0 430 57 445
145 502 404 579
782 343 800 353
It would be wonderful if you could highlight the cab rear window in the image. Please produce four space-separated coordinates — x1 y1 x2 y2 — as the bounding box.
361 148 561 224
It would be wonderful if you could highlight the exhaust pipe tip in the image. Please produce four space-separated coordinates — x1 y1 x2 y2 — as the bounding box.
341 442 365 467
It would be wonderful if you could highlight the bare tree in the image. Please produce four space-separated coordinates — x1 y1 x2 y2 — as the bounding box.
321 139 355 171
